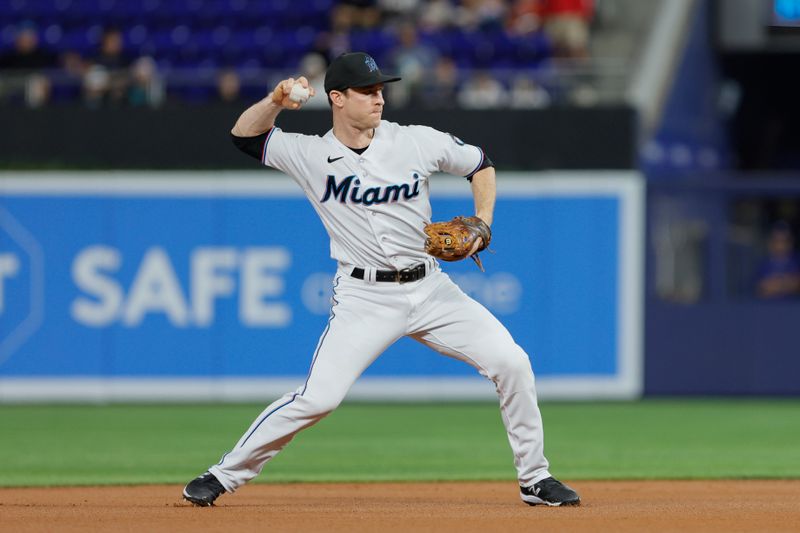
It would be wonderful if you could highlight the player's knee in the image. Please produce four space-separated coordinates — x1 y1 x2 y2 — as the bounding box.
301 392 344 416
491 347 533 381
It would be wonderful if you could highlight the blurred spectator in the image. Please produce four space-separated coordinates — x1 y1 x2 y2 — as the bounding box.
93 28 130 71
24 74 51 108
297 52 329 109
419 56 459 109
216 69 242 104
82 65 111 108
457 71 507 109
389 22 439 106
541 0 594 59
61 51 87 79
418 0 458 31
55 50 88 104
568 83 599 106
82 28 131 105
0 22 56 70
459 0 508 31
509 76 551 108
754 222 800 300
506 0 545 36
378 0 421 26
0 22 57 107
331 0 381 31
127 56 163 108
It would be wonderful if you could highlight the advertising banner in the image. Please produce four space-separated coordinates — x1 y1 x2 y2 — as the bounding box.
0 172 642 401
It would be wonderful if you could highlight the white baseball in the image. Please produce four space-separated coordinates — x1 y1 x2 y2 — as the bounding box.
289 83 310 103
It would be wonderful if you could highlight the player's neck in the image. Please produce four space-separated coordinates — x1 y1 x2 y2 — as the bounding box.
332 122 375 150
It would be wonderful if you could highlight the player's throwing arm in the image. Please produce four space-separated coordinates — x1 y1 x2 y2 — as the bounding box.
231 77 315 138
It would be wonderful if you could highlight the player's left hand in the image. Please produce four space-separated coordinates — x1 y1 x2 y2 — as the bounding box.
423 216 492 272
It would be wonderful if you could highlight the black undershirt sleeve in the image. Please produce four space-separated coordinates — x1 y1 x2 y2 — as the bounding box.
231 129 271 161
466 151 495 181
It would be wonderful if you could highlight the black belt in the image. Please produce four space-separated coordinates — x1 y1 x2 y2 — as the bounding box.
350 263 427 283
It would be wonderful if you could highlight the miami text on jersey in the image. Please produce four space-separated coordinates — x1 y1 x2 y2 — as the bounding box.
320 174 421 206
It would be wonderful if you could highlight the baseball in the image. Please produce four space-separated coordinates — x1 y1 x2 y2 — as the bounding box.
289 83 310 103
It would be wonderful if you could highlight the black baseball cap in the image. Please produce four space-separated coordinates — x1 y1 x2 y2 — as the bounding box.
324 52 401 93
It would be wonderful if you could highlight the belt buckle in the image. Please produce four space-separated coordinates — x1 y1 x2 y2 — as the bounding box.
397 267 414 283
397 264 424 283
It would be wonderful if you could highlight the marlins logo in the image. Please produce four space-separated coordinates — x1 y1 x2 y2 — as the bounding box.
365 56 378 72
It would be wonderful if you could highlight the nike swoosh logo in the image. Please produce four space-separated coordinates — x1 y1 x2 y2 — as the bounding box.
327 156 344 163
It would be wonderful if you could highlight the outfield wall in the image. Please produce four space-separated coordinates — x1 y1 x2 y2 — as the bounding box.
0 171 644 402
0 106 637 171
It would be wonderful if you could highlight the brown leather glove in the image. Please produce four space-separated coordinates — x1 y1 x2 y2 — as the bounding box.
423 216 492 271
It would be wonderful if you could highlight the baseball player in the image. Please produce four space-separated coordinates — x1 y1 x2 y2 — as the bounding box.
183 52 580 508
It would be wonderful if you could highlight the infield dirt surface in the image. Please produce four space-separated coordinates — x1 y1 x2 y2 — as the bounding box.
2 480 799 532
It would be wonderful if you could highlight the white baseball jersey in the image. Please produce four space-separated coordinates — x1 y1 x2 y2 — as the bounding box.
207 119 553 498
261 120 485 270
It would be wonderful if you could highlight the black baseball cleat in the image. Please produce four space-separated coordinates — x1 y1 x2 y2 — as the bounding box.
183 472 226 506
520 477 581 507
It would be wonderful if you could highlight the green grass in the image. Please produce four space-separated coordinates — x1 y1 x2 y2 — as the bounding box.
1 400 799 487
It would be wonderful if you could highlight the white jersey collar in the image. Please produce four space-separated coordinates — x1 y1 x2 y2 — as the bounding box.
325 121 383 158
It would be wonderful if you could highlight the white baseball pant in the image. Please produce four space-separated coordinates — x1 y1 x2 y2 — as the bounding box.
209 266 551 490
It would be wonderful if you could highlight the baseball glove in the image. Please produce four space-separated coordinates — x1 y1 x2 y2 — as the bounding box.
423 216 492 271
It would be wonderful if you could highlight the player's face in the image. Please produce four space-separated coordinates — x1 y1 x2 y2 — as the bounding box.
343 83 385 129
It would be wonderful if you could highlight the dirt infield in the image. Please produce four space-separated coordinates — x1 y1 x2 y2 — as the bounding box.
1 481 799 532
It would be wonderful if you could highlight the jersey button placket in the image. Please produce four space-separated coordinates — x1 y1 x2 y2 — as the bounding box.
358 161 386 255
375 231 394 262
360 159 391 265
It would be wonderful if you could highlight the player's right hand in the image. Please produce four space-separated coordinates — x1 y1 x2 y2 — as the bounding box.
270 77 315 110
